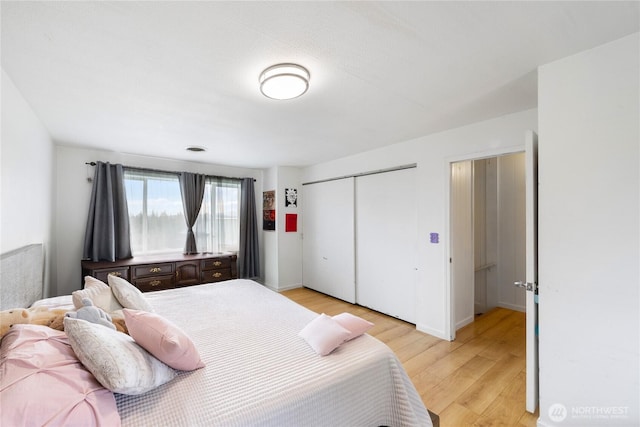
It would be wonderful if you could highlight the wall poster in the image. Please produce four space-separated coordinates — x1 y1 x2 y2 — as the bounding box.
285 188 298 207
263 190 276 231
285 213 297 232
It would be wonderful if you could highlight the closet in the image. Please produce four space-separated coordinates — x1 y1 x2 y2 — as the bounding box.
301 177 356 303
302 167 417 323
450 153 526 330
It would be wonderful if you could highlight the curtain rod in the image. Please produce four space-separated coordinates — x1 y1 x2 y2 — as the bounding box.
85 162 256 182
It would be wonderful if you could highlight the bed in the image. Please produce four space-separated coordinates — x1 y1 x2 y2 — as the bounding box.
1 247 434 426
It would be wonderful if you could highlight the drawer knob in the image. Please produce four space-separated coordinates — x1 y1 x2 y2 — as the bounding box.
149 280 161 287
212 272 222 278
150 267 162 273
108 272 122 277
213 261 222 267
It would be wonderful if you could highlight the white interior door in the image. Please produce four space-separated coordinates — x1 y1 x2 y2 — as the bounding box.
355 168 417 323
521 130 539 412
302 178 356 303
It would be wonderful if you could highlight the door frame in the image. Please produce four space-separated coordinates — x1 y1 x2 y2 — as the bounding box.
444 144 524 341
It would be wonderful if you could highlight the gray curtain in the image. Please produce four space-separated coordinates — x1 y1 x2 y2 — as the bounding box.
179 172 206 254
82 162 132 262
238 178 260 278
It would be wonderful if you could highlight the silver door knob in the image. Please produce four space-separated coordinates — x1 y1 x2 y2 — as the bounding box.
514 281 535 292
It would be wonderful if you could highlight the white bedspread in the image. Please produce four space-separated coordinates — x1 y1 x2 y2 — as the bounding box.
115 279 431 426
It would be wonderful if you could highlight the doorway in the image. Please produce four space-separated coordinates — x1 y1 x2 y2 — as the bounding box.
450 152 526 332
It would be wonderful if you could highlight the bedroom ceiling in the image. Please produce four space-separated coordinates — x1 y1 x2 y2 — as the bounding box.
2 1 638 169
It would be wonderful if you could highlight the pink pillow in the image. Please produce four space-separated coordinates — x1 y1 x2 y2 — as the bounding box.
298 313 351 356
0 325 120 426
123 309 204 371
333 312 374 340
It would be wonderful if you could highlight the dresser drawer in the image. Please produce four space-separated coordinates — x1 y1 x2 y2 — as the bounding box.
134 275 174 292
132 263 174 279
201 268 232 283
201 257 231 271
92 267 130 284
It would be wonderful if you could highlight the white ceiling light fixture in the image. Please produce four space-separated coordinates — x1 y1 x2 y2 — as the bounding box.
259 63 310 100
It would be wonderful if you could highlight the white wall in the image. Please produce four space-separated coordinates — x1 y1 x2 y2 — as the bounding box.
276 167 303 291
54 145 263 296
496 153 526 311
303 108 537 339
262 167 278 289
1 69 55 296
473 158 499 314
538 33 639 426
451 160 474 329
472 154 526 316
261 166 303 291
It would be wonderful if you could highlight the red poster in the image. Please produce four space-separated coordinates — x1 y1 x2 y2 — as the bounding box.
285 213 297 232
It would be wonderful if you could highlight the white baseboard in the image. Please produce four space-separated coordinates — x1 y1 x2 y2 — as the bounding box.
416 323 451 341
277 284 303 292
498 302 526 313
266 283 303 292
456 315 474 330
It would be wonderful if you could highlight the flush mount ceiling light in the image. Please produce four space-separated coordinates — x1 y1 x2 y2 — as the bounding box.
259 63 310 100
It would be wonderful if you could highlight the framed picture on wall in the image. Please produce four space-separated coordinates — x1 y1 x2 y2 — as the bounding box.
263 190 275 230
285 213 297 232
285 188 298 207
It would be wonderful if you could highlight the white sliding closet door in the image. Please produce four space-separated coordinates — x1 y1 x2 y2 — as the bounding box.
356 168 417 323
302 178 355 303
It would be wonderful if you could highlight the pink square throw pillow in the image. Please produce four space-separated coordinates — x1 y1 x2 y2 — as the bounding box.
298 313 351 356
123 309 204 371
333 312 374 341
0 325 120 426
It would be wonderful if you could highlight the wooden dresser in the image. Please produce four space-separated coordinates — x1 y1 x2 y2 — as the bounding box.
81 253 238 292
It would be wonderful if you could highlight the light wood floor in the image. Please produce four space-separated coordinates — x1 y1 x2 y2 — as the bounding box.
281 287 539 427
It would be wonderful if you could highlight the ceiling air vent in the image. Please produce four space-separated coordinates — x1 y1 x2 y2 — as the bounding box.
186 146 206 152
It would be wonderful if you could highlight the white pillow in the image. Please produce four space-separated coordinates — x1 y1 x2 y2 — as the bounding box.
298 313 351 356
108 275 154 312
72 276 124 313
64 317 176 395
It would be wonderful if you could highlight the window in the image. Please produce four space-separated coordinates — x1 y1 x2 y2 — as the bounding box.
124 170 184 255
124 169 241 256
194 178 241 253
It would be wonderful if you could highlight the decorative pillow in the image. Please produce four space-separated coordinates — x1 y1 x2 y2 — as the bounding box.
123 309 204 371
108 275 154 312
333 312 374 341
64 317 176 395
298 313 351 356
0 324 120 426
72 276 124 313
30 294 74 310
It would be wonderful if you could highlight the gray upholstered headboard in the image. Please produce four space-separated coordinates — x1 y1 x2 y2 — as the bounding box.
0 244 44 310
